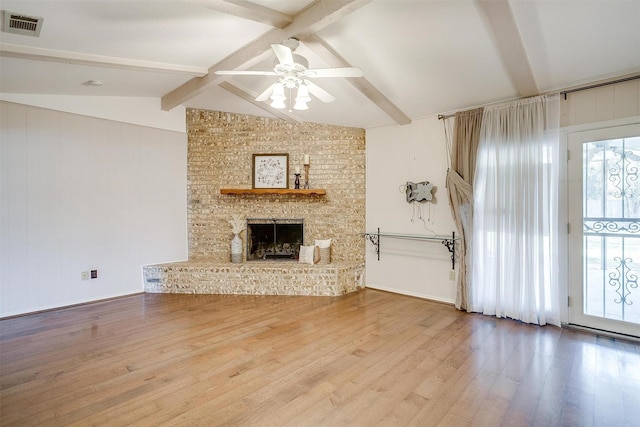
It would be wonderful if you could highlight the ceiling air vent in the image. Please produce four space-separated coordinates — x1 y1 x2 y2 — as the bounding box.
2 11 43 37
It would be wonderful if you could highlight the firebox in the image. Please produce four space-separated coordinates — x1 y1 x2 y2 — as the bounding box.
246 218 304 261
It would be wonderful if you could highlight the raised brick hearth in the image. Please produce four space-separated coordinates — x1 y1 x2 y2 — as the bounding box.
143 260 365 296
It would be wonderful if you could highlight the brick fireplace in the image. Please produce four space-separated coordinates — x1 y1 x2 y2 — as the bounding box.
143 110 366 296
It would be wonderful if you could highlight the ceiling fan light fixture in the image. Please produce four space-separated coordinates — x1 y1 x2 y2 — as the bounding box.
270 82 284 98
271 98 286 109
293 84 310 110
219 41 360 111
293 99 308 111
296 84 310 102
270 82 286 109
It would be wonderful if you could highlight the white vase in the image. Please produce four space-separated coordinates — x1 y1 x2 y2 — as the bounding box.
231 233 242 263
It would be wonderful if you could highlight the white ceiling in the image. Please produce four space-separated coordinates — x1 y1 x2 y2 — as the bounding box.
1 0 639 129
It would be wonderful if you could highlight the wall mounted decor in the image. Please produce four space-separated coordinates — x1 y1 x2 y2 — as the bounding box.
405 181 434 202
253 153 289 189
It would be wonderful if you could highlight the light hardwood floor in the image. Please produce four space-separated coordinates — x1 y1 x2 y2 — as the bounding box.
1 289 639 426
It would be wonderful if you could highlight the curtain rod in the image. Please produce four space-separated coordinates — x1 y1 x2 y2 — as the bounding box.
560 74 640 99
439 74 640 118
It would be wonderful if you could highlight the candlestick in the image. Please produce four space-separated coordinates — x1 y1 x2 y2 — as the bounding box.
304 164 310 189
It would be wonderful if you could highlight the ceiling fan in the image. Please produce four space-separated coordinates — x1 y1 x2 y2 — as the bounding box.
215 38 363 111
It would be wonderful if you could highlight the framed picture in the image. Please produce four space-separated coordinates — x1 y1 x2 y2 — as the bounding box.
252 153 289 189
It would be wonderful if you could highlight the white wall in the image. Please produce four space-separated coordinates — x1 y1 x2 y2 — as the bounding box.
0 101 188 317
365 80 640 309
365 116 457 303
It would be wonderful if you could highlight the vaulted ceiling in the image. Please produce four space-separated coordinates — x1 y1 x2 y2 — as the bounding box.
1 0 639 129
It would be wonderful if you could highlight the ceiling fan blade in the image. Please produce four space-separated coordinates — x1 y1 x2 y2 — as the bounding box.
255 83 275 102
215 70 277 76
271 44 294 66
304 81 335 103
302 67 363 78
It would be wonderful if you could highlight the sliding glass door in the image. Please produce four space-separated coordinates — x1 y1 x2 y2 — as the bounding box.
568 124 640 337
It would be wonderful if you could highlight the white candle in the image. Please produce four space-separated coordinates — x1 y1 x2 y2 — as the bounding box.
304 154 310 165
295 166 300 174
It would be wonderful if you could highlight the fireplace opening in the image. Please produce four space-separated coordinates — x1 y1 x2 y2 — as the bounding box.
246 218 304 261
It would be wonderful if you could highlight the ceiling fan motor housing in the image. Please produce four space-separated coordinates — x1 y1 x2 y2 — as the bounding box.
273 54 308 73
282 37 300 51
274 54 309 88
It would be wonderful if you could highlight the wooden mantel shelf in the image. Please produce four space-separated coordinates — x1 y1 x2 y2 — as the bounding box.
220 188 327 196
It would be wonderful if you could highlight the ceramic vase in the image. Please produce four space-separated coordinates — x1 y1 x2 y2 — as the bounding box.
231 233 242 263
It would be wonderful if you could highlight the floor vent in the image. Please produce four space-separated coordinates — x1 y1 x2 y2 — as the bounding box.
2 11 43 37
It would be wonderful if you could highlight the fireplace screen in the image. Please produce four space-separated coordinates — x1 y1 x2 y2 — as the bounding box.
246 218 304 260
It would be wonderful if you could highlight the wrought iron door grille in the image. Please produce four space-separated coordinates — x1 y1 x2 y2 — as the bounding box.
583 136 640 325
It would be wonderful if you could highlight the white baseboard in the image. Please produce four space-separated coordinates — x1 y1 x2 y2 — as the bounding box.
365 284 455 305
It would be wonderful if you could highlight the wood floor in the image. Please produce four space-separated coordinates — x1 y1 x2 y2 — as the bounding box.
1 289 639 426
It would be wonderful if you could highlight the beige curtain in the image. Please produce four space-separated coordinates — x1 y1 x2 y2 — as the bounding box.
446 108 483 310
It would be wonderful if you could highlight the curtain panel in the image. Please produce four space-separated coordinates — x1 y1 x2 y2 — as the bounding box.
471 94 560 326
446 108 483 310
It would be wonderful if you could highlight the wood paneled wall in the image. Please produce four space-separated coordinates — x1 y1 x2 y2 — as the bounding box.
561 79 640 127
0 102 188 317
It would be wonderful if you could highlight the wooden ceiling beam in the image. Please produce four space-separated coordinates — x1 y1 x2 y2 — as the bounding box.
475 0 538 97
161 0 372 111
302 35 411 126
180 0 292 28
0 43 208 76
218 81 302 123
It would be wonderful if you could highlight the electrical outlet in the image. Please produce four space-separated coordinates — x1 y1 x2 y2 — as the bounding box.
449 270 456 281
81 271 90 281
91 270 98 279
